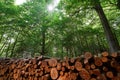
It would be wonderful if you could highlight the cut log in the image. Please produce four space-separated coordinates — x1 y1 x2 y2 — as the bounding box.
90 64 96 69
106 71 114 78
48 58 58 67
103 66 108 72
79 68 91 80
102 52 109 57
0 51 119 80
84 58 88 64
84 52 92 59
92 69 101 76
90 78 96 80
13 73 19 79
57 63 62 70
42 74 50 80
110 60 117 68
101 57 108 63
44 66 51 73
70 58 75 63
50 68 58 79
96 74 107 80
70 66 75 70
112 76 120 80
57 75 66 80
68 72 78 80
41 60 48 68
111 52 117 58
116 66 120 72
75 61 82 71
61 67 65 71
94 57 103 66
85 63 90 70
60 71 64 76
62 61 66 67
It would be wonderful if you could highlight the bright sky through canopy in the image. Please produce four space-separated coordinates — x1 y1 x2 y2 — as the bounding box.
14 0 26 5
47 0 60 12
48 5 54 11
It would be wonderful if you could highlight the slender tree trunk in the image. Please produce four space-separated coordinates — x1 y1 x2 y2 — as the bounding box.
41 27 46 55
6 41 11 58
0 33 4 43
94 3 120 52
117 0 120 9
10 33 20 57
0 42 6 55
0 36 9 55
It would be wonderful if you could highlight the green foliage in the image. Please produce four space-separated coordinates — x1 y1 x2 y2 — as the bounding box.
0 0 120 58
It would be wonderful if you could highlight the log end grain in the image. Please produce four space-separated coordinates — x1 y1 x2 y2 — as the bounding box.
79 68 91 80
102 52 109 57
84 52 92 59
75 61 82 71
50 68 58 79
48 58 58 67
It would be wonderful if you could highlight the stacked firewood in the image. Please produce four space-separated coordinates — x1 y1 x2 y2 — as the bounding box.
0 52 120 80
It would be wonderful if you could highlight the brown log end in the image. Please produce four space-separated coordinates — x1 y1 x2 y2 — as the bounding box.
79 68 91 80
101 57 108 63
111 52 118 58
92 69 101 76
90 78 96 80
48 58 58 67
94 57 103 66
50 68 58 79
90 64 96 69
85 63 90 70
97 74 107 80
57 75 66 80
84 52 92 59
103 66 108 72
106 71 114 78
68 72 78 80
57 63 62 70
75 61 82 71
102 52 109 57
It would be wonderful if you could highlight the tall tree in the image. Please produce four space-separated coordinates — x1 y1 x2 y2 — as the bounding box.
61 0 120 53
94 2 120 52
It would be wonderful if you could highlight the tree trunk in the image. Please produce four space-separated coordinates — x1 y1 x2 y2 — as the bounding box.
94 3 120 52
41 27 46 55
117 0 120 9
10 33 20 57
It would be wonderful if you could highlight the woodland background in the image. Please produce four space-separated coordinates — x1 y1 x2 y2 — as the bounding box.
0 0 120 58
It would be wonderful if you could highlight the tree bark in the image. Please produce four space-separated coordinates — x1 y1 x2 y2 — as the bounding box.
94 3 120 53
10 33 20 57
41 27 46 55
117 0 120 9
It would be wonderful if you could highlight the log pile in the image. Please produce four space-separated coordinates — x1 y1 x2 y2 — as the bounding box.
0 52 120 80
